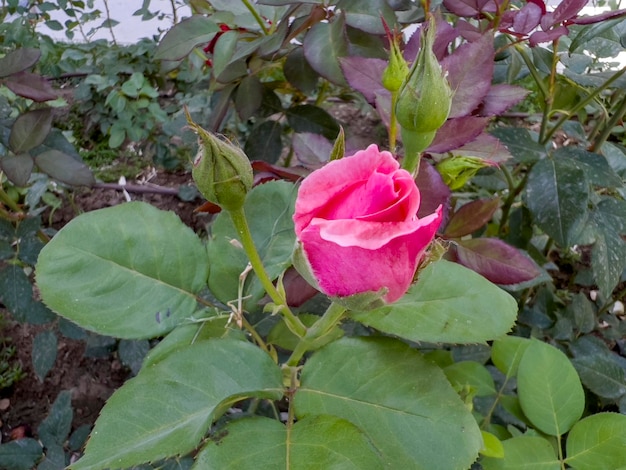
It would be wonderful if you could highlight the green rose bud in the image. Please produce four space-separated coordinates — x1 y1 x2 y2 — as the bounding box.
186 110 253 211
382 28 409 93
436 155 493 190
396 17 453 157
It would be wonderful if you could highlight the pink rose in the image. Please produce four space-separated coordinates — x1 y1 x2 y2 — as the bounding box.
293 144 443 303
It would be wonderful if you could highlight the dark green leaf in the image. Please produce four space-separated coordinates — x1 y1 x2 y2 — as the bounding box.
32 330 57 382
556 147 622 188
303 13 348 85
525 157 589 247
118 339 150 375
284 48 318 93
71 339 283 470
0 439 43 470
286 105 339 140
295 337 482 469
490 128 546 164
0 264 35 322
570 335 626 400
0 153 34 187
196 415 384 469
9 109 53 153
154 16 219 61
337 0 396 34
244 121 283 163
235 76 263 121
37 202 209 339
35 443 65 470
34 150 95 186
0 48 41 77
351 260 517 344
38 390 73 447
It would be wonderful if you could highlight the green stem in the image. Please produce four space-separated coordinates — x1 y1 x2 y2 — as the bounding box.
229 207 307 337
538 41 560 143
286 302 347 366
590 91 626 152
542 66 626 145
389 91 399 153
241 0 269 34
514 44 549 101
0 184 21 213
498 167 529 237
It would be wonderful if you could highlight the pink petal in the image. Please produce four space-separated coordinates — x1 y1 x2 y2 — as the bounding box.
299 206 443 303
294 145 400 234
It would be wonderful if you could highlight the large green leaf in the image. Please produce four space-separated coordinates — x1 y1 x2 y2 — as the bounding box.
517 339 585 436
71 339 283 470
0 439 43 470
195 415 383 469
303 12 348 85
525 156 589 247
154 16 219 61
207 181 296 308
565 413 626 470
295 337 482 470
37 202 209 339
481 436 560 470
350 260 517 344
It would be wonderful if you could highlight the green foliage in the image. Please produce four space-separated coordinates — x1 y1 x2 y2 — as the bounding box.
0 0 625 468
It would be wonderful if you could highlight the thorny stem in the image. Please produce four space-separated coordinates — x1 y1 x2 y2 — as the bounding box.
542 66 626 145
538 40 561 143
241 0 269 35
169 0 178 24
590 91 626 152
102 0 118 46
498 167 530 237
229 207 307 337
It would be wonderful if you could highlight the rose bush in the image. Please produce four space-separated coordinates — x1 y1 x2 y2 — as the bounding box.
293 144 443 303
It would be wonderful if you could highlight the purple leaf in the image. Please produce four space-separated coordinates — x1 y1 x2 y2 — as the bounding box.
453 238 542 284
550 0 588 25
293 132 332 168
529 26 569 46
442 33 494 118
404 18 459 62
415 159 451 225
282 267 319 307
428 116 490 153
339 57 387 104
4 72 57 102
478 84 530 116
513 3 542 34
451 133 513 164
374 91 392 133
456 19 483 41
445 198 500 238
442 0 499 18
571 8 626 24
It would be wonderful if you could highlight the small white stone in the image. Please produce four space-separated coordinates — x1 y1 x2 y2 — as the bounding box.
589 290 598 301
611 300 625 316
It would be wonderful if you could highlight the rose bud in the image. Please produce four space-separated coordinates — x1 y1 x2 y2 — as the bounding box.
186 112 253 212
293 144 443 304
382 25 409 93
396 18 453 160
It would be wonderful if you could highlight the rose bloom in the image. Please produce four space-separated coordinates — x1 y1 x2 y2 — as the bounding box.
293 144 443 303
